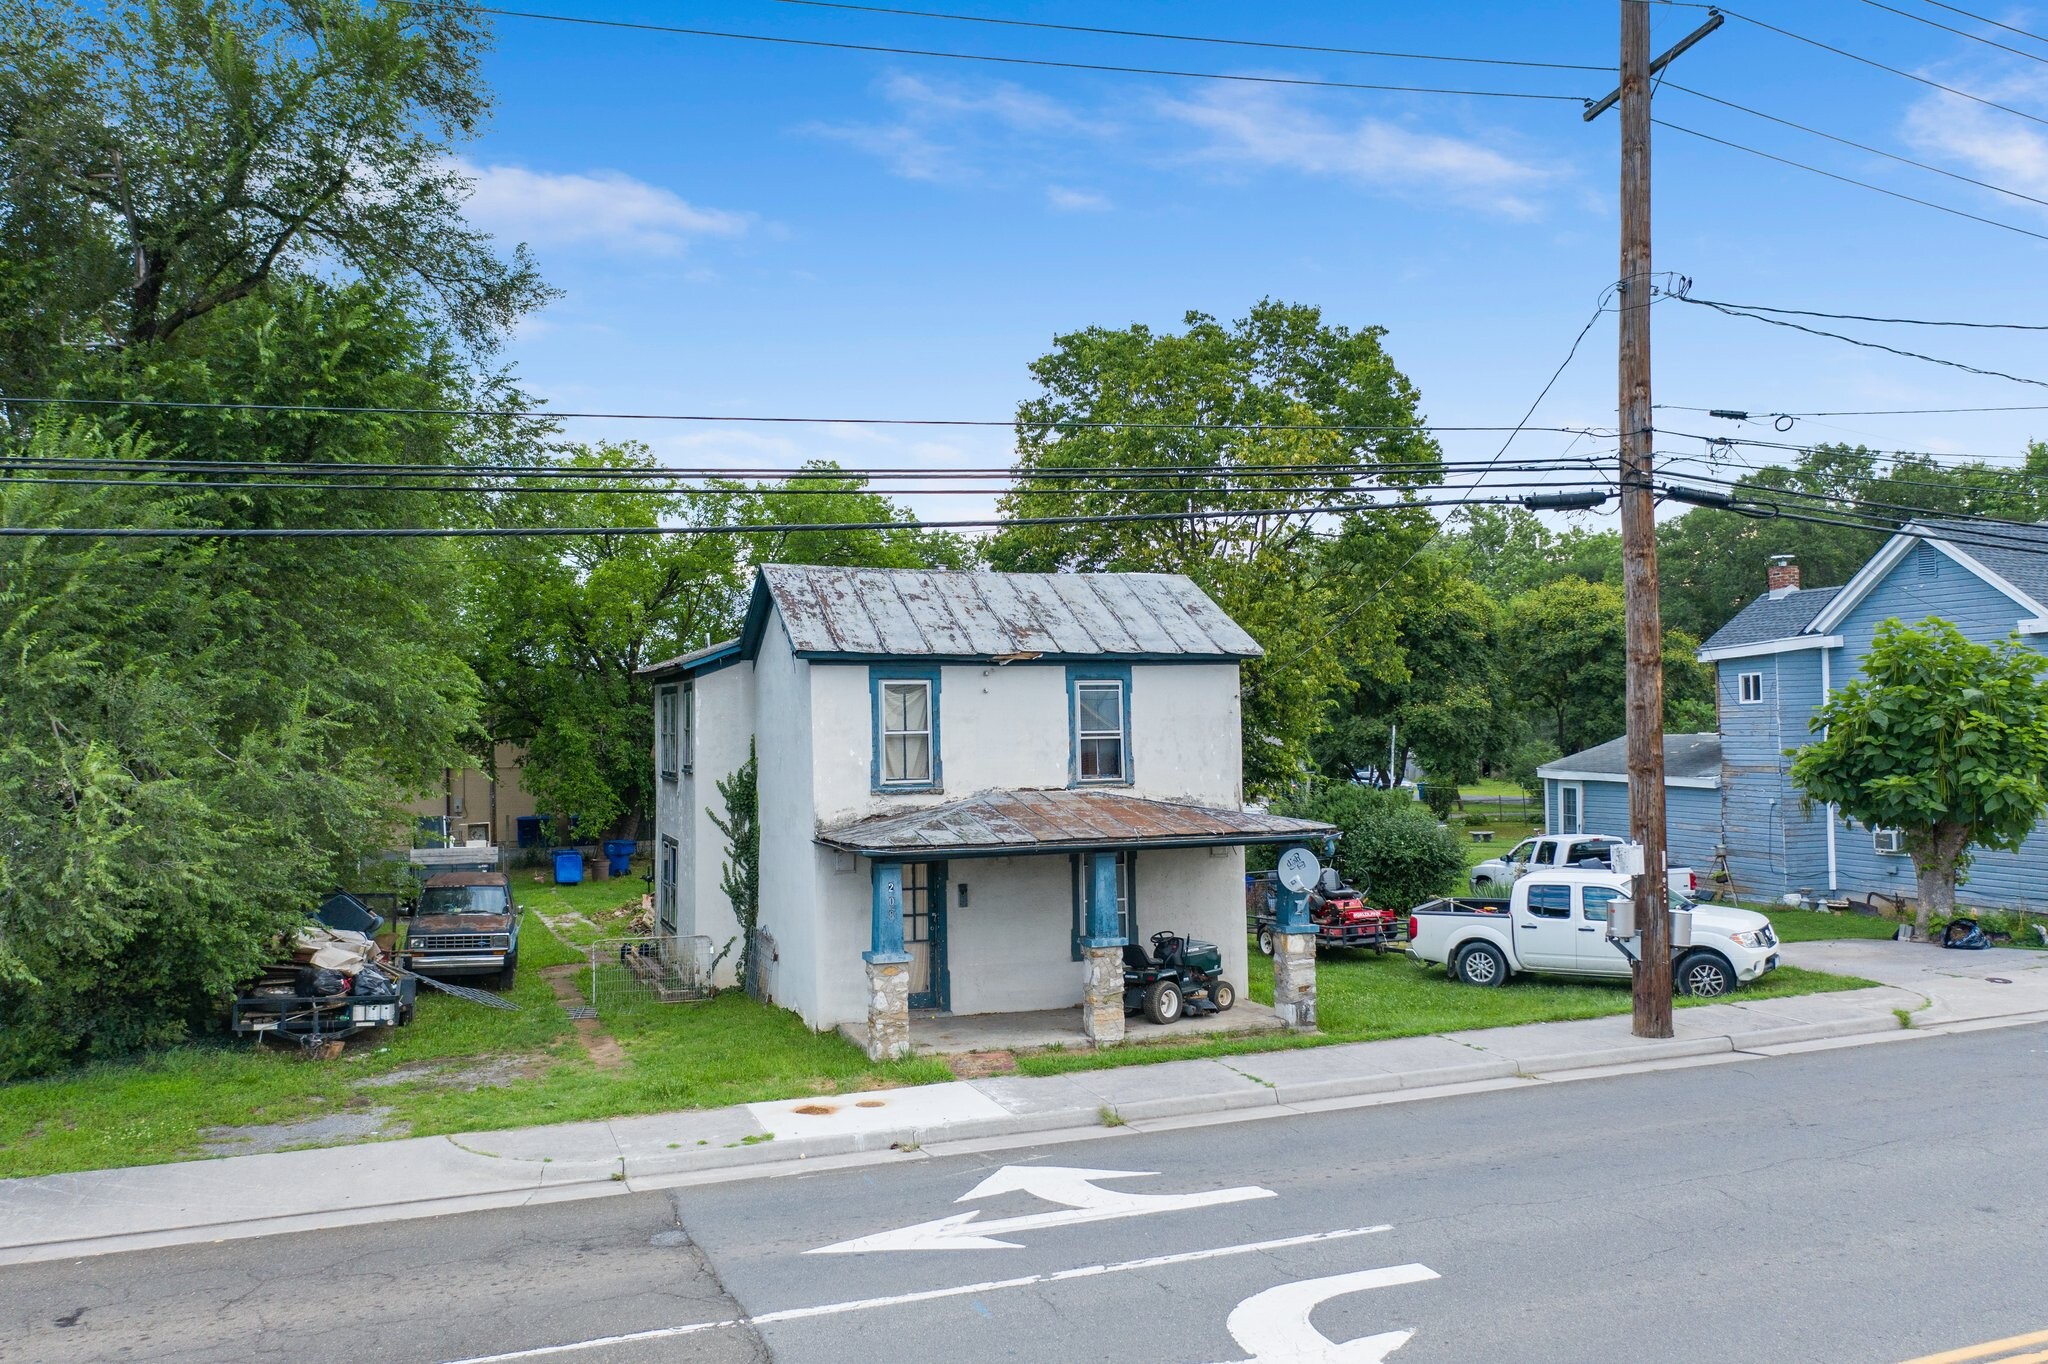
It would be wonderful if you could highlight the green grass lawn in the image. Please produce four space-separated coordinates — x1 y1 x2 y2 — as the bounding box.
1457 779 1532 799
1016 940 1876 1077
1760 907 1903 943
0 911 948 1180
517 864 653 947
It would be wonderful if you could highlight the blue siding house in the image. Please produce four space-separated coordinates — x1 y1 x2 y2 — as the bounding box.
1539 522 2048 910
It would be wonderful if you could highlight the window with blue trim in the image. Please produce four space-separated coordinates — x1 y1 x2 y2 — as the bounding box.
1068 667 1132 785
872 667 941 790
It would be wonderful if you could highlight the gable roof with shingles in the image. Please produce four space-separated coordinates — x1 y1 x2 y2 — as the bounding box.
1538 732 1722 785
1699 586 1843 654
1914 518 2048 612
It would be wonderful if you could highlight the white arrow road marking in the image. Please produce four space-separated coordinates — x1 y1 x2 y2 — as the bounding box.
810 1164 1276 1253
437 1225 1394 1364
1210 1265 1441 1364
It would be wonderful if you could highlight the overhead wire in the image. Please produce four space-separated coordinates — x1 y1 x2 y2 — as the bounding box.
470 7 1588 101
770 0 1607 71
0 490 1592 539
1898 0 2048 47
1661 83 2048 213
1704 5 2048 130
1843 0 2048 66
1668 294 2048 390
1652 118 2048 244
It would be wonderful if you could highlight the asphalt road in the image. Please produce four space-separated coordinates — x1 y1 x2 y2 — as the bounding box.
8 1024 2048 1364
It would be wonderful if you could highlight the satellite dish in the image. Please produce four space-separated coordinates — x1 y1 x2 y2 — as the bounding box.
1277 846 1321 894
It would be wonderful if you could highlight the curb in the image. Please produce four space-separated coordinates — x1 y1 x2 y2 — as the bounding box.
6 1000 2043 1266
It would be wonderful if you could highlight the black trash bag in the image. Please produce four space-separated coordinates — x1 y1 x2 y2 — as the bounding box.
295 966 352 996
351 963 395 996
1942 918 1991 950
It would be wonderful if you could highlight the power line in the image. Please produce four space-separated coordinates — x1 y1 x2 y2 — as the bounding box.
1663 82 2048 213
772 0 1608 72
1656 445 2048 495
0 393 1606 439
1899 0 2048 47
1670 294 2048 390
471 7 1588 100
1668 297 2048 331
1668 401 2048 416
1660 481 2048 556
1656 464 2048 533
0 490 1593 540
1711 5 2048 131
1844 0 2048 67
1659 424 2043 469
1653 118 2048 244
0 452 1604 481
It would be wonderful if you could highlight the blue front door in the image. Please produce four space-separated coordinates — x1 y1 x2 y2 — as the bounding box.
904 861 949 1010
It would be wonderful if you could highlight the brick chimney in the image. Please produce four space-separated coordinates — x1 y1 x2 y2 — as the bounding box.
1766 554 1801 598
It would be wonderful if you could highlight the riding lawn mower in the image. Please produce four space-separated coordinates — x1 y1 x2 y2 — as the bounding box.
1123 930 1236 1024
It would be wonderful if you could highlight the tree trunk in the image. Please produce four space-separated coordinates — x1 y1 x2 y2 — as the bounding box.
1909 823 1966 936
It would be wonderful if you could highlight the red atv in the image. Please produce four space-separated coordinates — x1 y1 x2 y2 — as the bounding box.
1248 870 1406 955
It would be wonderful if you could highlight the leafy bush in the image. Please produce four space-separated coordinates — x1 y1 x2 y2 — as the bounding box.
1275 783 1468 911
1418 782 1459 821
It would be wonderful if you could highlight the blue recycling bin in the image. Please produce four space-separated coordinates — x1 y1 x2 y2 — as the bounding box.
552 849 584 885
602 839 637 877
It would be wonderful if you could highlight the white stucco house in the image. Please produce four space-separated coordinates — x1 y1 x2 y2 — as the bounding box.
638 564 1334 1058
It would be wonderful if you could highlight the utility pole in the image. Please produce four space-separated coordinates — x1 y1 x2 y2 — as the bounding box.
1587 5 1720 1038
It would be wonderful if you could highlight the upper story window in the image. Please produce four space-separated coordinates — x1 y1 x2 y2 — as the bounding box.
873 668 940 790
1738 671 1764 704
1069 668 1132 785
658 684 690 780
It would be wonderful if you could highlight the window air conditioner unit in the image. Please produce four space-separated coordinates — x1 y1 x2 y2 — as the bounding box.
1872 828 1905 856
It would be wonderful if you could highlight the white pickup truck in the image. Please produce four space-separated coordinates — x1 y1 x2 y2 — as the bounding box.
1470 833 1697 898
1407 870 1779 997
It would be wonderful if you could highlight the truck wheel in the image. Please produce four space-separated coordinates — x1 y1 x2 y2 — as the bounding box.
1678 952 1734 998
1209 979 1236 1012
1256 927 1275 956
1471 876 1494 892
1143 978 1184 1024
1455 942 1508 988
496 951 519 991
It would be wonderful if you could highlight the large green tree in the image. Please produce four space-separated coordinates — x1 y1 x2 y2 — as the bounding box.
0 0 546 384
1315 565 1507 790
0 0 545 1072
1791 619 2048 933
1499 577 1713 756
986 301 1442 794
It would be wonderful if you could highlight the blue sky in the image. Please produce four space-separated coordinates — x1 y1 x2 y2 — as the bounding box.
458 1 2048 524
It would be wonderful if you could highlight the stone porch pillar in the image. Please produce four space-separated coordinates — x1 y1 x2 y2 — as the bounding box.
862 861 912 1061
1271 846 1318 1029
1078 850 1126 1046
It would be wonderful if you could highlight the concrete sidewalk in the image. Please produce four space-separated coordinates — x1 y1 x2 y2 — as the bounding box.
5 938 2046 1266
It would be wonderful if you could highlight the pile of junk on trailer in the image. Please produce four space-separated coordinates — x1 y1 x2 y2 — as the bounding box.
229 891 515 1056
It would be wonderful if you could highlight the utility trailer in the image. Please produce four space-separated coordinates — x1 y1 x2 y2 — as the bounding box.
230 963 417 1050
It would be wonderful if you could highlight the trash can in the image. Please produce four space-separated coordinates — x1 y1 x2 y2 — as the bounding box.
551 849 583 885
602 839 637 877
515 815 544 849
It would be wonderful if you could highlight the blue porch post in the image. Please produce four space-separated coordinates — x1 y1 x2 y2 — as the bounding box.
1271 842 1319 1029
862 860 911 1061
1078 849 1126 1045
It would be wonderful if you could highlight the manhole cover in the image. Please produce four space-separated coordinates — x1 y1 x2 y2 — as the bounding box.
1987 977 2013 985
565 1005 598 1020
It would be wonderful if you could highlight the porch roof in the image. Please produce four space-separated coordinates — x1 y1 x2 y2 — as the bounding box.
815 789 1337 859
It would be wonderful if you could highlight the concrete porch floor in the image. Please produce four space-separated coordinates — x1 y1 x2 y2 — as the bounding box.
898 1002 1290 1055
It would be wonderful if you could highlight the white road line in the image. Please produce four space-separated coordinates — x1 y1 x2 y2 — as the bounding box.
436 1223 1394 1364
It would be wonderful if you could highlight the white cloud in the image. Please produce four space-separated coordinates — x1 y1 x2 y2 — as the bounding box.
1904 83 2048 197
806 73 1108 183
457 159 751 256
1156 88 1554 216
1046 185 1112 212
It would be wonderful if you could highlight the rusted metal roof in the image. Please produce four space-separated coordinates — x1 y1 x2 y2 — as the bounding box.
816 789 1336 858
637 636 741 678
757 565 1261 662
